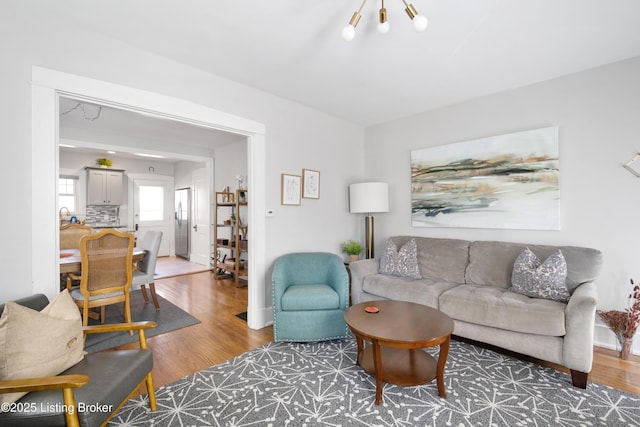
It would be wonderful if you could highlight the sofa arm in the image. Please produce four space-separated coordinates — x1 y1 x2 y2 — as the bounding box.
0 374 89 394
0 374 89 426
349 259 380 304
83 321 157 349
563 281 598 372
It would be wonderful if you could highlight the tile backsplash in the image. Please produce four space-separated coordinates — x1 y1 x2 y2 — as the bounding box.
85 205 120 227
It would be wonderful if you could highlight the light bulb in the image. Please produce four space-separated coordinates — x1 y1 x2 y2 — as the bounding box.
342 24 356 41
377 21 389 34
378 6 389 34
413 15 428 32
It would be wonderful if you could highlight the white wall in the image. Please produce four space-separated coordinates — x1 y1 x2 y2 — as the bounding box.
215 141 248 193
59 150 176 177
214 141 248 265
0 16 364 303
364 56 640 353
174 161 206 189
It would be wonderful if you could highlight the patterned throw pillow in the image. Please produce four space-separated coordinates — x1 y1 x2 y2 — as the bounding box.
379 238 421 279
510 247 570 302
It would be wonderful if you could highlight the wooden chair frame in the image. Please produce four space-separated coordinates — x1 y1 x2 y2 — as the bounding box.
68 230 134 332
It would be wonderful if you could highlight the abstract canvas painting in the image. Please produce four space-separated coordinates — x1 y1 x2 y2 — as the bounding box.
411 127 560 230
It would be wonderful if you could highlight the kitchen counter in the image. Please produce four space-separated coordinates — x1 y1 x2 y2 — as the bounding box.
87 224 130 229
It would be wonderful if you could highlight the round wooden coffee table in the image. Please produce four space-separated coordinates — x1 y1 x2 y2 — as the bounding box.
344 300 454 405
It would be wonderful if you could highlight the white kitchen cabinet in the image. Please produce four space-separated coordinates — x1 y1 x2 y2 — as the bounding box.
86 167 124 205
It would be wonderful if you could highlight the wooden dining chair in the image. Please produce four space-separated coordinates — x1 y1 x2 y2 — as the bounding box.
67 229 135 333
60 223 93 249
60 224 93 291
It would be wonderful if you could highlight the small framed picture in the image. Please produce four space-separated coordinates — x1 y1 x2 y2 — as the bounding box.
281 174 301 205
302 169 320 199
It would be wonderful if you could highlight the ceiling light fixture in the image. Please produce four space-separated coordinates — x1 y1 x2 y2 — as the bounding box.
342 0 428 41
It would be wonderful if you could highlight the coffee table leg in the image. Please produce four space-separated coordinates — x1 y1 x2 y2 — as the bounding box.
436 335 450 398
355 336 364 366
372 339 383 405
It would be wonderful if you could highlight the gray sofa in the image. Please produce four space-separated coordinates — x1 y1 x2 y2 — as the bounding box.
349 236 603 388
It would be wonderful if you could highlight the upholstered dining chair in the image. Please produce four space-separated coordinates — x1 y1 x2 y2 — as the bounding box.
59 223 93 250
67 229 134 331
272 252 350 342
131 231 163 310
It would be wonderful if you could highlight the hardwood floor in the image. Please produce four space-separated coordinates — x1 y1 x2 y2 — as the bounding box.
120 261 639 397
117 269 272 396
153 256 212 279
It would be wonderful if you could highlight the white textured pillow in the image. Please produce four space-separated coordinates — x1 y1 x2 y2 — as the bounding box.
379 238 421 279
0 290 84 404
510 247 570 302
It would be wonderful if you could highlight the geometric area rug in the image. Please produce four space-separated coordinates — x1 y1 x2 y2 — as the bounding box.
84 290 200 354
110 339 640 426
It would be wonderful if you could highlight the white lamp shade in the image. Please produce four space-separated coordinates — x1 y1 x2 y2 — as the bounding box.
349 182 389 213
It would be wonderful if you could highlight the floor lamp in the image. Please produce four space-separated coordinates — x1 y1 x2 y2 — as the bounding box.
349 182 389 259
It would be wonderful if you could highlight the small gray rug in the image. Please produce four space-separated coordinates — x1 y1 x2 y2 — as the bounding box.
110 339 640 426
85 290 200 353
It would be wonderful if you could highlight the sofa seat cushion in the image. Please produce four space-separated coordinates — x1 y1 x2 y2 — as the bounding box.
439 284 566 336
362 274 458 309
281 284 339 311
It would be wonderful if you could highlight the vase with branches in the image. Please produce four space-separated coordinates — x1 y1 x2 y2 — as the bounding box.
597 278 640 359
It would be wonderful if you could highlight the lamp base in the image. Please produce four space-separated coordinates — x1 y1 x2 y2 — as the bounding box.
365 215 375 259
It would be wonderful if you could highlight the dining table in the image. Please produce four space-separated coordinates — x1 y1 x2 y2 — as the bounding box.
59 248 146 274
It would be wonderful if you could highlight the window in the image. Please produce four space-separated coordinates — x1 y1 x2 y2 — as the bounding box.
59 176 77 212
139 185 164 221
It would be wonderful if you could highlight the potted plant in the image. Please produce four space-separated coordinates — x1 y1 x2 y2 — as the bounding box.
96 158 113 168
341 240 364 262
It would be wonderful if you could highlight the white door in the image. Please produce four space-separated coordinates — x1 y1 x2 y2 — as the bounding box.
191 168 211 266
133 178 174 256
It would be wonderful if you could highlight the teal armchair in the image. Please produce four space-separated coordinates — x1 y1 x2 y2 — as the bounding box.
272 252 350 342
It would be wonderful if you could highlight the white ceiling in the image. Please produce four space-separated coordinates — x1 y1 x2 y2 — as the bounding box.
59 97 242 162
39 0 640 130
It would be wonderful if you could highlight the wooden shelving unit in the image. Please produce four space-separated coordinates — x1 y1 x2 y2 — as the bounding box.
213 189 248 287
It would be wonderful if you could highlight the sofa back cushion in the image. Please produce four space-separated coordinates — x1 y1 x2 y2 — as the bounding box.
390 236 470 283
0 294 49 316
465 241 603 291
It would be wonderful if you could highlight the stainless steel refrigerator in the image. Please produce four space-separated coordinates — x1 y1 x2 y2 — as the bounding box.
175 188 191 260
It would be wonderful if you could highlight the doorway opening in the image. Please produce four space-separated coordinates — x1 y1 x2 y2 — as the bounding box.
58 96 225 266
32 66 269 329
